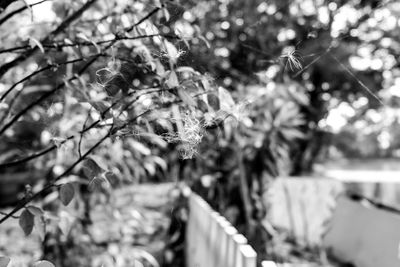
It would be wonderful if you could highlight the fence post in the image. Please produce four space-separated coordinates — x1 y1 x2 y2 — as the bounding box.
233 234 248 267
239 244 257 267
195 195 212 267
215 216 231 267
225 226 238 267
262 261 278 267
208 210 220 267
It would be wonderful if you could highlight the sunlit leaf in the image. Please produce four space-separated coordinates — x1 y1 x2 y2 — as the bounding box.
29 37 44 53
176 67 196 73
177 88 196 106
163 8 170 21
166 71 179 88
164 40 179 65
34 215 46 241
60 183 75 206
218 87 235 111
19 209 34 236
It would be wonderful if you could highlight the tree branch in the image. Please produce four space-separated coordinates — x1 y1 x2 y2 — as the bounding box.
0 0 50 26
0 126 112 224
0 57 86 102
0 86 161 168
0 7 161 137
0 0 18 14
0 34 177 54
0 105 156 224
0 0 98 79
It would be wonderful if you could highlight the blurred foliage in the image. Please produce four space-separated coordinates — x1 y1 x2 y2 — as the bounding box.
1 0 400 266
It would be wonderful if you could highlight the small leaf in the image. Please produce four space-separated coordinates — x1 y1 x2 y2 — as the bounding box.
163 8 170 21
76 32 90 42
166 71 179 88
218 87 235 111
88 176 109 191
33 260 55 267
207 94 220 110
29 37 45 53
58 211 73 236
34 215 46 241
19 209 34 236
82 158 105 179
0 256 10 267
164 40 179 65
60 183 75 206
177 88 196 106
26 206 44 216
197 99 209 112
89 101 111 119
176 66 196 73
104 171 119 186
201 77 211 91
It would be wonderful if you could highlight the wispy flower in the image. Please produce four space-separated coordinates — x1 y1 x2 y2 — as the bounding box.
280 48 303 71
164 111 204 159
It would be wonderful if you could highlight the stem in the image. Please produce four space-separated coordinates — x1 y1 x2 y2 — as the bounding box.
236 136 253 230
0 128 111 225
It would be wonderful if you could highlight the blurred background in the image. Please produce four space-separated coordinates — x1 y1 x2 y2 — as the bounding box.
0 0 400 266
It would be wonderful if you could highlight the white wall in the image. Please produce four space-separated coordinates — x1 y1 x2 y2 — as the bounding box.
323 196 400 267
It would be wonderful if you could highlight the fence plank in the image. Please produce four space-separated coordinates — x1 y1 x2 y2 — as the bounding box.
239 244 257 267
224 226 238 267
215 215 231 267
232 234 248 267
262 261 278 267
187 193 262 267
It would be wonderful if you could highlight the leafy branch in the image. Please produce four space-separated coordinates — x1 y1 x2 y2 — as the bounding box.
0 0 98 78
0 7 161 137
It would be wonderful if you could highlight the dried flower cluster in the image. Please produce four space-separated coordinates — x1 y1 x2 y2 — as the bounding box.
164 111 204 159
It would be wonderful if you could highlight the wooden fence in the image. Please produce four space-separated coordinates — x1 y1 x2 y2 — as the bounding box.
186 193 257 267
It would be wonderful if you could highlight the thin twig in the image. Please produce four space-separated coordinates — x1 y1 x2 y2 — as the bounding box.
0 57 87 102
0 126 113 225
0 87 161 168
0 0 98 79
0 0 51 26
329 52 384 105
0 34 178 54
0 105 156 225
0 7 161 137
0 210 19 219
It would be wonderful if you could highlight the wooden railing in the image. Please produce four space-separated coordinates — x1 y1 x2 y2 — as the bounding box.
186 193 257 267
